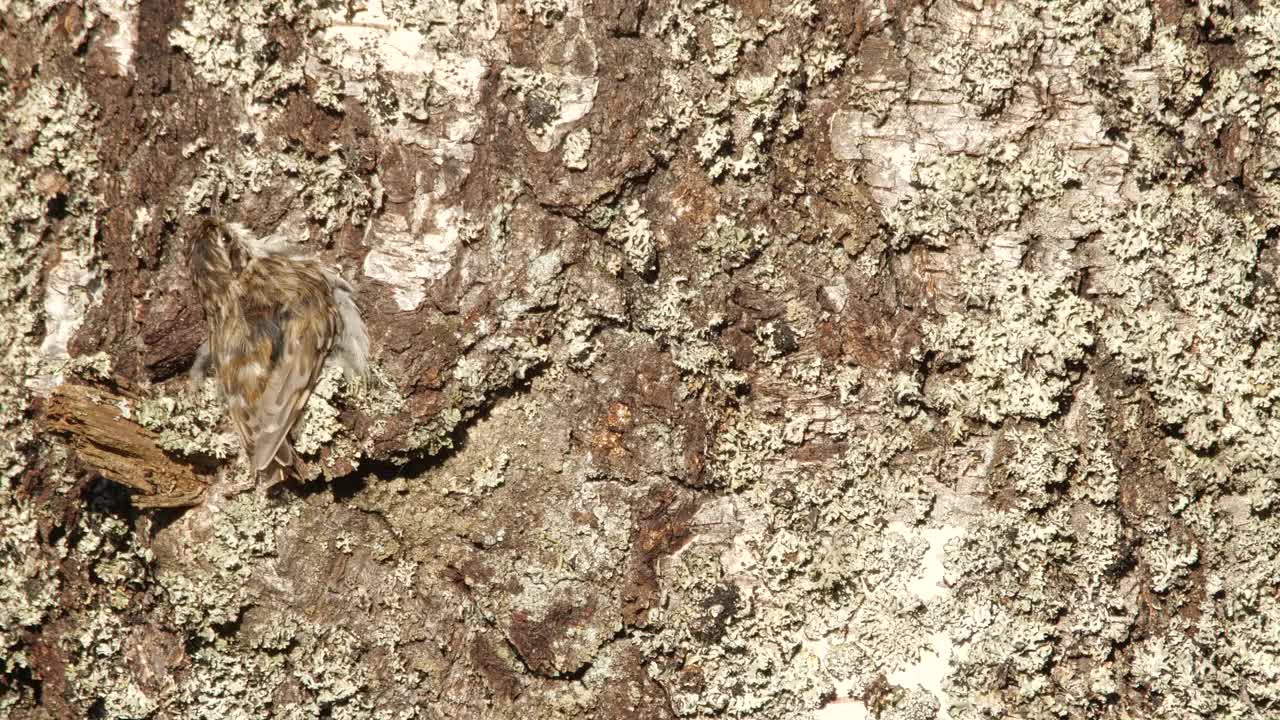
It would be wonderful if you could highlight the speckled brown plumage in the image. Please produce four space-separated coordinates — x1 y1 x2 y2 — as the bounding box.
188 217 360 486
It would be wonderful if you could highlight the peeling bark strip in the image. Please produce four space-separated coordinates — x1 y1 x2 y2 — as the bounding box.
37 383 207 507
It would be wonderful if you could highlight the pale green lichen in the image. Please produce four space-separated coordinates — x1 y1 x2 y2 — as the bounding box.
293 365 347 458
649 1 829 181
694 121 731 178
635 278 746 395
647 470 944 716
287 626 370 712
610 199 657 278
708 411 785 491
562 126 591 170
166 637 287 719
294 361 406 473
558 313 602 370
7 480 156 718
65 350 114 381
169 1 326 102
636 354 965 715
1000 427 1072 511
182 145 372 235
923 378 1135 717
922 257 1099 428
444 451 509 496
799 25 848 86
400 404 465 458
697 59 805 179
932 3 1040 117
479 480 632 675
0 58 107 712
502 58 599 154
1069 384 1120 506
832 365 863 405
9 1 1280 718
752 321 788 365
347 363 406 429
1196 67 1261 138
286 148 375 234
1 75 100 407
521 0 568 28
0 469 61 685
396 318 552 462
64 606 158 718
888 142 1081 250
305 31 395 121
158 491 299 640
1098 187 1273 470
307 15 493 139
135 382 239 459
700 214 770 271
646 70 698 148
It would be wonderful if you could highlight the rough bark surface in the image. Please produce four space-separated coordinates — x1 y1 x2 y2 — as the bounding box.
4 0 1280 719
37 381 210 507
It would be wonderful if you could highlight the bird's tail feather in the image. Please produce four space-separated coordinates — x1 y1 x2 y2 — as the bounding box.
261 440 301 488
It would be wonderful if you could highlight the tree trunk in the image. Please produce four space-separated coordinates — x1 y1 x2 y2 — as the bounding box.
4 0 1280 718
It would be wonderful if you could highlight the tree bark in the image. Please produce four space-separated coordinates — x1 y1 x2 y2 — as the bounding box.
4 1 1280 718
37 381 210 507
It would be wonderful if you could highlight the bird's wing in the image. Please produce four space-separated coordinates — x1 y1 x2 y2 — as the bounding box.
219 259 337 474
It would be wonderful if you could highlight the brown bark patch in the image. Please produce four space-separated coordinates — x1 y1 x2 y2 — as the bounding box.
621 481 698 626
36 381 209 508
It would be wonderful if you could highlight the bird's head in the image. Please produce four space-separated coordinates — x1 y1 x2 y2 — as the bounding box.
188 216 247 304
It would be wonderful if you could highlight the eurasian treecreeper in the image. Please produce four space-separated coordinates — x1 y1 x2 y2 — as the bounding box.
188 217 368 488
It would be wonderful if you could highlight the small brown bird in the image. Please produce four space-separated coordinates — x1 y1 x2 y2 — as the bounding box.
188 217 367 486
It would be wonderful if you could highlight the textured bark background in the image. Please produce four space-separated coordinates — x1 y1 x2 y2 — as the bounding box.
4 0 1280 718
